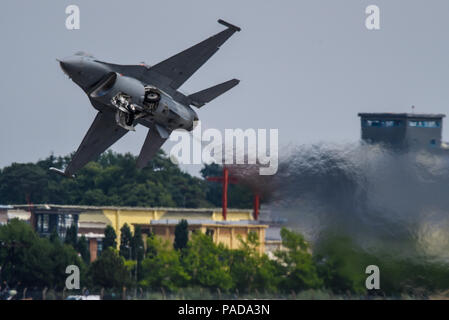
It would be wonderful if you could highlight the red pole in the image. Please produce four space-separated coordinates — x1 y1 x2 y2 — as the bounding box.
222 167 228 221
253 194 260 220
26 194 36 230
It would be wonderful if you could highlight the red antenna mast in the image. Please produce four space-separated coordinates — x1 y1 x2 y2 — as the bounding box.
207 167 236 220
206 167 261 221
26 194 35 228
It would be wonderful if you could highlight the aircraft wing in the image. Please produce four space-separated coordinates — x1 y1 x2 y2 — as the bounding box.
61 111 128 177
136 123 170 168
148 19 241 90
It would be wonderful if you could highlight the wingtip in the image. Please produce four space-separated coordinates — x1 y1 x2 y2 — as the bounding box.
49 167 75 179
218 19 241 32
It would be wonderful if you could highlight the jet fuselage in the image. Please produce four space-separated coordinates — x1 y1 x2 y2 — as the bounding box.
60 53 197 132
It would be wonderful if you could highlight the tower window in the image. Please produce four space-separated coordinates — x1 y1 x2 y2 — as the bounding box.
362 119 402 127
409 120 440 128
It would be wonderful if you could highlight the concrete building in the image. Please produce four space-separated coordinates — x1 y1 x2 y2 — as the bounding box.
77 211 109 261
0 205 12 225
358 113 445 150
0 205 30 226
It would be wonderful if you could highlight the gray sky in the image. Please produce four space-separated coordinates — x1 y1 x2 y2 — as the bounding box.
2 0 449 172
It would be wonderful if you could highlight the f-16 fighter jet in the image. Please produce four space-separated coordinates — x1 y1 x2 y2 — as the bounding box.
50 19 240 178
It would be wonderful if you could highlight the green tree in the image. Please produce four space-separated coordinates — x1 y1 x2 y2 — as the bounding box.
145 232 157 258
90 247 131 289
49 228 60 244
76 235 91 264
183 232 233 291
131 226 145 281
229 232 278 293
314 236 372 294
103 225 117 251
119 223 132 260
0 219 86 289
0 150 218 208
64 225 77 248
174 219 189 251
275 228 323 292
131 226 144 261
0 163 48 204
140 236 190 291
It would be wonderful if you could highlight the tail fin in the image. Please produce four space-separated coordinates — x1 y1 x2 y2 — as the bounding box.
188 79 240 108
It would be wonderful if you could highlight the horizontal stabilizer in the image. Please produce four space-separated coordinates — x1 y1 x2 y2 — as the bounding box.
188 79 240 107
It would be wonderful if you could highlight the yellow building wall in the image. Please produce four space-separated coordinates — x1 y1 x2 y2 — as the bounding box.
102 209 165 243
211 210 254 221
149 224 267 255
101 208 254 247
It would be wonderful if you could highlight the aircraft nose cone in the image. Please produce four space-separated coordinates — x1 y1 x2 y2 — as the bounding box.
59 57 83 77
59 61 70 75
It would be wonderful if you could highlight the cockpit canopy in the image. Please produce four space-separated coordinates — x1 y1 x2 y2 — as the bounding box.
74 51 95 58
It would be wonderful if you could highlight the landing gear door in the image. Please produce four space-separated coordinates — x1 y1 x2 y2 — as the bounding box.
115 110 136 131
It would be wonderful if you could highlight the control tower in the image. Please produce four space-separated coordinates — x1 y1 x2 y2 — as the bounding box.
358 113 445 150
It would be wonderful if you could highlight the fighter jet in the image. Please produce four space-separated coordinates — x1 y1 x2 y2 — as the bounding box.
50 19 240 178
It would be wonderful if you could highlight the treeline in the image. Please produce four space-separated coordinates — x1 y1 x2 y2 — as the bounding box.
0 219 325 294
0 151 253 208
2 219 449 296
103 222 449 296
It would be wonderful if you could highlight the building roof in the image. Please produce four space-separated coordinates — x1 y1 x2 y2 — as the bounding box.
10 204 252 213
358 113 445 119
148 219 268 228
161 211 219 220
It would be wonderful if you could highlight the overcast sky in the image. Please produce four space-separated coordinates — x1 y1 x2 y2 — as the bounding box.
2 0 449 173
